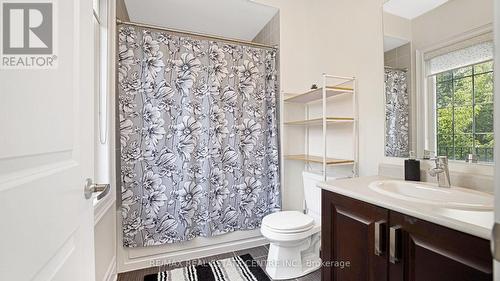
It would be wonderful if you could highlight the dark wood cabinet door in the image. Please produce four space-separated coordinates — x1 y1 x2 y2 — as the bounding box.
322 191 389 281
389 211 492 281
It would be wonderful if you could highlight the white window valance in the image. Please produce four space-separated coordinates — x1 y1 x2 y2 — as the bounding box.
425 32 493 76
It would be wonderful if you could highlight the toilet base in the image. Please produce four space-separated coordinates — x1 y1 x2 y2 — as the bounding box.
264 232 321 280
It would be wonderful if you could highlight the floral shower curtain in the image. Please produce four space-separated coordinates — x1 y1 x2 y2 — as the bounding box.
384 69 409 157
118 25 280 247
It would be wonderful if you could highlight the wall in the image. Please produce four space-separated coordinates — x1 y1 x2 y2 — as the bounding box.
116 0 130 21
253 12 280 45
383 12 411 42
95 203 117 281
384 43 411 70
253 0 386 211
411 0 493 51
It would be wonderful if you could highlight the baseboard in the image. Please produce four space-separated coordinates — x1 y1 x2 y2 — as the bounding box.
117 235 268 273
103 255 117 281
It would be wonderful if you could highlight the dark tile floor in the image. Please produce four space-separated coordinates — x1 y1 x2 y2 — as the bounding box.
117 245 320 281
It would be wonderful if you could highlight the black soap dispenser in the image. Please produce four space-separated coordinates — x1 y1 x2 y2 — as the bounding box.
404 151 420 181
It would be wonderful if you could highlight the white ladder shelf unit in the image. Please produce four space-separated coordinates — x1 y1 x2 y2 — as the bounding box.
283 74 359 181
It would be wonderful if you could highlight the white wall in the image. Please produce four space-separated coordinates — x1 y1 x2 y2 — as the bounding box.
383 12 411 42
116 0 130 21
95 202 117 281
254 0 386 211
253 12 279 45
411 0 493 50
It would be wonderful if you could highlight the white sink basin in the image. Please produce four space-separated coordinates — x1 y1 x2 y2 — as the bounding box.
369 180 493 210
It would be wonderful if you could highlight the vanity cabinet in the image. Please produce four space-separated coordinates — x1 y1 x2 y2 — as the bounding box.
321 191 492 281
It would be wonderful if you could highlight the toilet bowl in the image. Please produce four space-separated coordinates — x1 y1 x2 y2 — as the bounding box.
261 211 321 280
261 171 335 280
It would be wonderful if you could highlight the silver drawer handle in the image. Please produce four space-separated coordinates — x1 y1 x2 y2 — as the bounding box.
84 178 111 200
390 225 402 264
374 220 386 256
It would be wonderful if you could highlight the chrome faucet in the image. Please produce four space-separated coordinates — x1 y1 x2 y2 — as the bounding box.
428 156 451 188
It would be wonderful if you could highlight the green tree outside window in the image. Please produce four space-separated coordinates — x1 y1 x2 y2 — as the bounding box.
435 60 494 162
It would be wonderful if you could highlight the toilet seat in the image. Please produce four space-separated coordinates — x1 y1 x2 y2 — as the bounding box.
262 211 314 233
261 211 320 242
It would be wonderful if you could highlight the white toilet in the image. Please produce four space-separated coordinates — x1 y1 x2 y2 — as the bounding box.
261 171 332 280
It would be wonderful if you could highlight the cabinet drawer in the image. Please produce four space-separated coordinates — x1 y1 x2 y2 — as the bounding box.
389 211 492 281
322 191 389 281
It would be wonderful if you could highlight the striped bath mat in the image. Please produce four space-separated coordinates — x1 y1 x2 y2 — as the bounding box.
144 254 270 281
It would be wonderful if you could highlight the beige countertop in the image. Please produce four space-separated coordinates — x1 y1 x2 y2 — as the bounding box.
318 176 493 240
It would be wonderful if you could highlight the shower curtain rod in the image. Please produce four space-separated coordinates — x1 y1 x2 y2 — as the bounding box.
116 19 278 50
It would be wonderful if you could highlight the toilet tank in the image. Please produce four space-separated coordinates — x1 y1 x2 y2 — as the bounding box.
302 171 338 224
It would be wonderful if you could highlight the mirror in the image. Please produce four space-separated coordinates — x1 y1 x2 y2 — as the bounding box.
383 0 495 163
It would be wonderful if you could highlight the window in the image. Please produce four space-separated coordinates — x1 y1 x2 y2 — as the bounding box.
434 60 494 162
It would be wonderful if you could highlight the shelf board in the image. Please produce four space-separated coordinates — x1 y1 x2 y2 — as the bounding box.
284 86 354 103
284 117 354 126
285 154 354 165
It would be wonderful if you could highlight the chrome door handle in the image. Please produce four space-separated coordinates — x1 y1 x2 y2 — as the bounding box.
84 178 110 200
374 220 386 256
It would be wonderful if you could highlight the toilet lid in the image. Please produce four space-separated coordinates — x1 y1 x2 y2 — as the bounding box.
262 211 314 232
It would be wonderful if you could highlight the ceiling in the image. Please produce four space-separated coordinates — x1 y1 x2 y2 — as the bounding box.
123 0 278 41
383 0 449 19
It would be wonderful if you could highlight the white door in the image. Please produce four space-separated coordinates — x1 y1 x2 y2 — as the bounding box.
0 0 96 280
